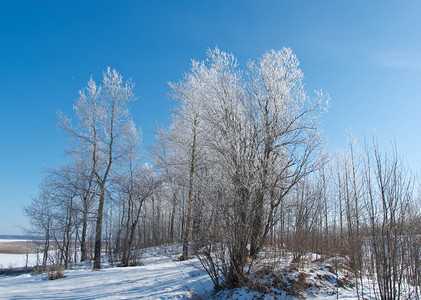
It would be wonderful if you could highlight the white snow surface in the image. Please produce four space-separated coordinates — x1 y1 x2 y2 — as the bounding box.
0 239 41 268
0 244 389 299
0 253 39 269
0 239 29 243
0 245 213 299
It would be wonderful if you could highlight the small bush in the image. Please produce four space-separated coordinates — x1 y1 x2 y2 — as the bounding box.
47 265 64 280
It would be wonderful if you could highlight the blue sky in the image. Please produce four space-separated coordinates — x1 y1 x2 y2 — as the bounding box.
1 1 420 235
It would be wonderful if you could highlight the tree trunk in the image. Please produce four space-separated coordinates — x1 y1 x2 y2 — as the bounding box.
169 192 177 243
80 208 88 262
93 184 105 269
181 119 197 261
64 197 73 269
249 197 263 258
42 225 50 270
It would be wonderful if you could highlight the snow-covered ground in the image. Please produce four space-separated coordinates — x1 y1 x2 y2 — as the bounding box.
0 239 30 243
0 239 41 268
215 278 377 300
1 244 407 299
0 253 39 269
0 245 214 299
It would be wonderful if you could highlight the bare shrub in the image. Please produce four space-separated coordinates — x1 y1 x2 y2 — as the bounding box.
47 265 65 280
128 252 143 266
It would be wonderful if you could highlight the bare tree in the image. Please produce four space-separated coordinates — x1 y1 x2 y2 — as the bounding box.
150 127 183 244
114 163 160 266
363 138 417 299
23 192 52 270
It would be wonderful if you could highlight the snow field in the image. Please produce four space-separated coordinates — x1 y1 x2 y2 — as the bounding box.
2 244 412 299
0 245 213 299
0 253 40 269
0 239 43 269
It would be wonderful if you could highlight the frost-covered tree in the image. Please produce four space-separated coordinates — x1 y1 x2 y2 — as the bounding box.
113 158 160 266
168 63 214 260
246 48 329 258
71 156 98 262
150 126 185 244
58 68 138 269
163 47 329 289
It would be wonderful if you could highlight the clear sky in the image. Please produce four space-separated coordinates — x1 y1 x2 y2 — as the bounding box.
1 1 420 235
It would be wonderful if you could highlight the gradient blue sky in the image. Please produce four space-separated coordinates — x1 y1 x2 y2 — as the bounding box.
1 1 420 235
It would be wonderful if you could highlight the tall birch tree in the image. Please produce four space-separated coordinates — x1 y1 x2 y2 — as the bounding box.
58 67 137 269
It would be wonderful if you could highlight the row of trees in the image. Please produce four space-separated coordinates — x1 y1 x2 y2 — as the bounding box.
25 49 420 298
277 138 420 299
